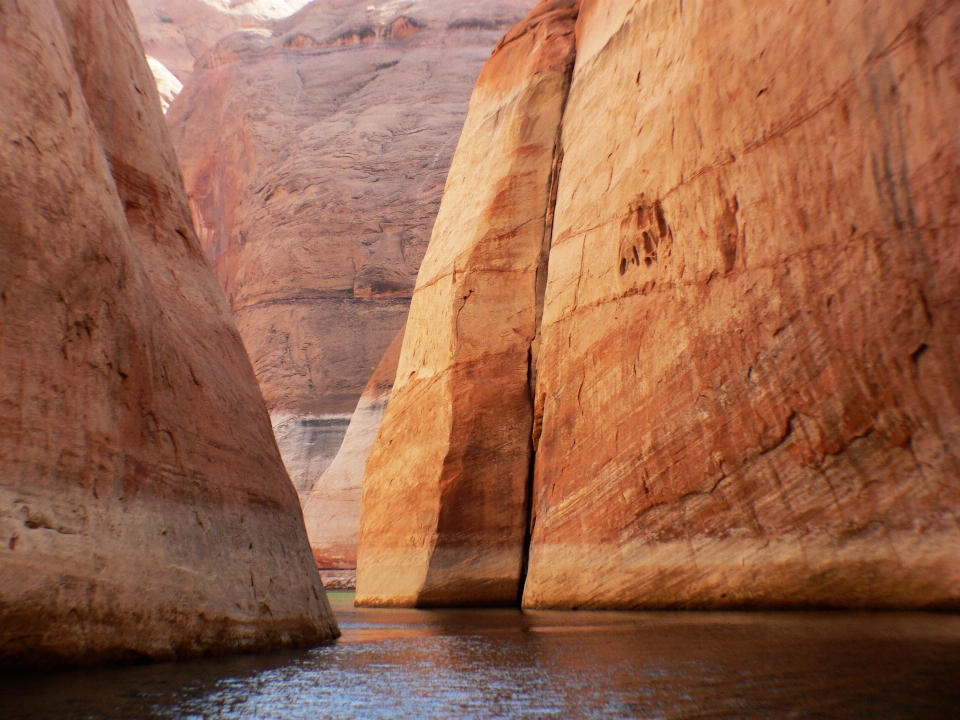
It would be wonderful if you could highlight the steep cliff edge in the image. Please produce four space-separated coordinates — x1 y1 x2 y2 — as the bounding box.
355 0 579 608
302 324 405 589
0 0 337 668
356 0 960 609
167 0 534 502
523 0 960 609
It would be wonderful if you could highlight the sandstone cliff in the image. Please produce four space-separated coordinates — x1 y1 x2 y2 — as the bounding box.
0 0 338 668
357 0 960 609
356 0 580 607
166 0 535 501
302 324 405 589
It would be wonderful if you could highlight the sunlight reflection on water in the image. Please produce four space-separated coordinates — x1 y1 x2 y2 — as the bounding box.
2 591 959 719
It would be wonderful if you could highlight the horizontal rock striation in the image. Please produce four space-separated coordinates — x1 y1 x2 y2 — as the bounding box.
303 324 406 589
0 0 338 668
167 0 534 501
355 0 580 608
356 0 960 610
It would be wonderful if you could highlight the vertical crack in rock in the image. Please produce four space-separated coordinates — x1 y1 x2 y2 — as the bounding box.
356 0 580 608
519 127 568 604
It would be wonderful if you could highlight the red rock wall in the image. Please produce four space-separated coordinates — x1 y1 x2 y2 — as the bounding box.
166 0 536 501
524 0 960 609
0 0 337 668
355 0 579 607
356 0 960 609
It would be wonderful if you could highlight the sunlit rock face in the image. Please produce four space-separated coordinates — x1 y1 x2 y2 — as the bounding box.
523 0 960 610
356 0 960 609
303 324 405 589
166 0 536 502
0 0 338 669
355 0 580 608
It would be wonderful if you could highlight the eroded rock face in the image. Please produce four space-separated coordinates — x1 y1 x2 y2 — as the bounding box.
356 0 960 610
355 0 580 608
167 0 535 500
303 324 405 589
524 0 960 609
0 0 338 668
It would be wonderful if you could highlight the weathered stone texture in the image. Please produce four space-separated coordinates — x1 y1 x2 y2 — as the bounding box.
303 324 406 589
0 0 337 668
166 0 535 499
355 0 960 610
523 0 960 609
355 0 579 608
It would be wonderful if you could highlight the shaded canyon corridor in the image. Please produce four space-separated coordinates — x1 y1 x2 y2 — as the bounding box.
1 0 959 718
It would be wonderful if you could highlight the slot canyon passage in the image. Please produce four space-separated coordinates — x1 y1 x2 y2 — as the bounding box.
2 1 960 719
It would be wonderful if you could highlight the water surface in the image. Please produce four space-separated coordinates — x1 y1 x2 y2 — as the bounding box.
2 592 959 719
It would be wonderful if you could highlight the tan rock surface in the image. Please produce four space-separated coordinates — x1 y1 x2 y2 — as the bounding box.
166 0 535 500
523 0 960 609
0 0 337 668
354 0 960 610
303 324 405 589
355 0 579 608
129 0 311 82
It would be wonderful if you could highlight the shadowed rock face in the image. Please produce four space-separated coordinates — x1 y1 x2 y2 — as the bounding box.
0 0 338 669
356 0 580 608
356 0 960 609
166 0 536 501
303 324 405 589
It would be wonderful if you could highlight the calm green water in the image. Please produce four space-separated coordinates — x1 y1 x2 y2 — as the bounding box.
2 591 959 719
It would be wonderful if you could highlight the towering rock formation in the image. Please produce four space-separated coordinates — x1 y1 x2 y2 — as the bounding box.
356 0 580 607
302 325 405 589
357 0 960 609
523 0 960 609
166 0 535 501
0 0 337 669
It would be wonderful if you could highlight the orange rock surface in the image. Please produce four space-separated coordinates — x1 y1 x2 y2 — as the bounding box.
166 0 535 501
355 0 580 607
0 0 337 668
357 0 960 609
302 324 405 589
522 0 960 609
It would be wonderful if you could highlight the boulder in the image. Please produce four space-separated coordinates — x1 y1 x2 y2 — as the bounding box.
0 0 338 668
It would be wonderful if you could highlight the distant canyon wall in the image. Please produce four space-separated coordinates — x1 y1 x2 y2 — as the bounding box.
165 0 536 502
303 324 405 589
0 0 337 668
356 0 960 609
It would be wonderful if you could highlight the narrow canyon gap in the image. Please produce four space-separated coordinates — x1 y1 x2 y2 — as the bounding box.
356 0 580 608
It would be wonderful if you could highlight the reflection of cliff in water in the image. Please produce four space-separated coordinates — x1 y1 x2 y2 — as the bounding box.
4 593 959 719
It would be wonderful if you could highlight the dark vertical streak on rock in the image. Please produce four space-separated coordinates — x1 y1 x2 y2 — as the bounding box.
518 70 574 606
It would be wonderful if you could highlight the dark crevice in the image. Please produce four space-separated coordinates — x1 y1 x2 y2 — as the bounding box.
517 54 576 606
